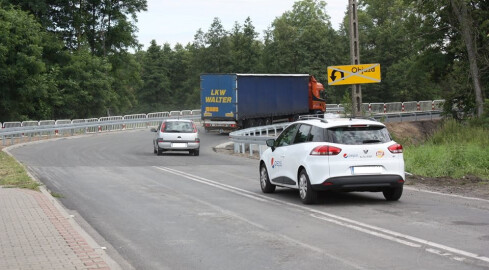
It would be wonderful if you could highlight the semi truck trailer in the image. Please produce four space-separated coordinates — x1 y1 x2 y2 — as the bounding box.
201 73 326 132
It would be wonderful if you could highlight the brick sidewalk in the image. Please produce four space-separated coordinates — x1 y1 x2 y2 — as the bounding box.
0 188 113 270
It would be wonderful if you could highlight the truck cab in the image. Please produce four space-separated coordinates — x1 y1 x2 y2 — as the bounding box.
308 76 326 114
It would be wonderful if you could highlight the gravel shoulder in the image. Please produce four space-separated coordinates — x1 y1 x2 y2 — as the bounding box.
405 174 489 200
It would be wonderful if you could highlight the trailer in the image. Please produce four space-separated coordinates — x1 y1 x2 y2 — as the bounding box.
201 74 325 132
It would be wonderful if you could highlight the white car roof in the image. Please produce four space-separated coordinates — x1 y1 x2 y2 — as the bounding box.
295 117 385 129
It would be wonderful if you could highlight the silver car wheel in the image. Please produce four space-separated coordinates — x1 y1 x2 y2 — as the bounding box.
260 165 275 193
299 173 308 199
260 167 268 189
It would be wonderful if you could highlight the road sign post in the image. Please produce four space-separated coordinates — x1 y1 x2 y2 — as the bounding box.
349 0 362 117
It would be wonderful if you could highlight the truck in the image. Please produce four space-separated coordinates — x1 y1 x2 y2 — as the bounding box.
201 73 326 132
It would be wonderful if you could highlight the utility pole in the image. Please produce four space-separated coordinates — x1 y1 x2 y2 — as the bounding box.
349 0 362 117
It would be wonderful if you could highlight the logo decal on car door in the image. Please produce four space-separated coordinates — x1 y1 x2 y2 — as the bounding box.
271 158 282 168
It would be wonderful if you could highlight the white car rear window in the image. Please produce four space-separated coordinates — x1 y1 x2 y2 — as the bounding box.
328 126 391 145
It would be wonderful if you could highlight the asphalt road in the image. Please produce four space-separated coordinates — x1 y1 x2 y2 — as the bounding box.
9 127 489 270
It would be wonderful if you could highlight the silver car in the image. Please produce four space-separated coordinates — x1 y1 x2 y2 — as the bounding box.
152 119 200 156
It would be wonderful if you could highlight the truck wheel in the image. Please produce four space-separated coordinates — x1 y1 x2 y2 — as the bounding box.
257 119 264 127
299 169 317 204
243 119 250 129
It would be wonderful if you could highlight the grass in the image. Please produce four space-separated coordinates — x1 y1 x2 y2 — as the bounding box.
0 150 40 190
404 119 489 180
50 191 64 198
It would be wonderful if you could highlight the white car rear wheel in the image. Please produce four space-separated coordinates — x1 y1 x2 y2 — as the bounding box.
383 186 403 201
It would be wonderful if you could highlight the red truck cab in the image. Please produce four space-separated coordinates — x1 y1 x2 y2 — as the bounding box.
308 76 326 113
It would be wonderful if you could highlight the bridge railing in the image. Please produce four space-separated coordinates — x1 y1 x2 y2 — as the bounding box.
1 100 444 147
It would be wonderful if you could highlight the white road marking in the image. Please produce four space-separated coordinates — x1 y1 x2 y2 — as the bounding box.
404 186 489 203
153 166 489 265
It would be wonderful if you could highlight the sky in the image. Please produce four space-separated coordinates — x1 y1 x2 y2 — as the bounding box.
135 0 348 49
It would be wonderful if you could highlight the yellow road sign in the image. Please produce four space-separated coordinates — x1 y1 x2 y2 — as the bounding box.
327 63 381 85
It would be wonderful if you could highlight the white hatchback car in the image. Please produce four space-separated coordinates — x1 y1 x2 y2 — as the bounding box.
259 118 405 204
152 119 200 156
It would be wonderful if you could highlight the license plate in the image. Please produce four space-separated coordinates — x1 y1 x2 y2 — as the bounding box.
172 143 187 148
352 166 382 175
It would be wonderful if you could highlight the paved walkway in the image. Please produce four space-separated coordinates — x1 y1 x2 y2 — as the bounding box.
0 187 114 270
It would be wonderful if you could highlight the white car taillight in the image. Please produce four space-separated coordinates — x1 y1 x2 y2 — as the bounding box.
388 143 403 154
310 145 342 156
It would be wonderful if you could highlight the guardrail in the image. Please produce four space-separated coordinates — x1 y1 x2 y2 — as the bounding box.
0 114 200 146
229 123 290 157
229 111 442 158
374 111 442 123
326 100 444 114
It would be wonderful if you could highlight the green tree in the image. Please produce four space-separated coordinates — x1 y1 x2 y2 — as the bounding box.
263 0 339 82
343 0 443 102
229 17 262 72
168 43 196 109
204 17 231 73
7 0 147 55
0 6 55 121
107 52 142 115
449 0 485 117
55 49 113 118
136 40 171 112
412 0 486 116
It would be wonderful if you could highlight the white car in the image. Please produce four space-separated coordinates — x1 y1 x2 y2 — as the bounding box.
259 118 405 204
152 119 200 156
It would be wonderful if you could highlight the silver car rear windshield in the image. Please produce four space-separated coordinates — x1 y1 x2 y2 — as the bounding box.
164 121 194 133
327 125 392 145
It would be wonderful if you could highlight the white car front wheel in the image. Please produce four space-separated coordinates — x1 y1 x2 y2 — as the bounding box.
260 165 275 193
299 169 317 204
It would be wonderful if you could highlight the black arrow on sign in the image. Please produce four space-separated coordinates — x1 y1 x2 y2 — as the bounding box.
330 70 344 82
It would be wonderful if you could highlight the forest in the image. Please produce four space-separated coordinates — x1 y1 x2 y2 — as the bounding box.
0 0 487 122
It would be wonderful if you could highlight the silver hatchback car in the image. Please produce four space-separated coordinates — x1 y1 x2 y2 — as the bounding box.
152 119 200 156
